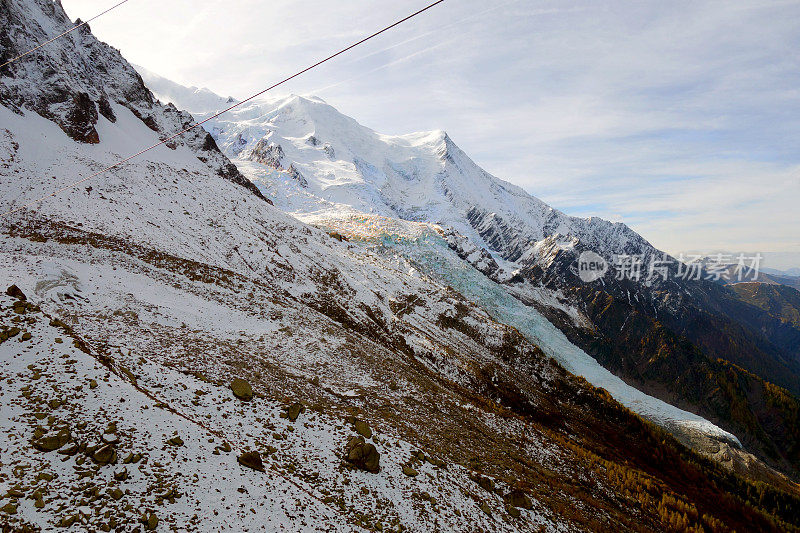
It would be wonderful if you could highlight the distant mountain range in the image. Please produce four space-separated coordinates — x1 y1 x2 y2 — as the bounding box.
763 267 800 278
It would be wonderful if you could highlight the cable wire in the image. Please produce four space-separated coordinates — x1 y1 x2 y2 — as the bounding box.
0 0 132 70
1 0 445 219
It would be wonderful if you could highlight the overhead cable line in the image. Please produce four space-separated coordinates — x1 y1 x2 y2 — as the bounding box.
0 0 132 70
1 0 445 218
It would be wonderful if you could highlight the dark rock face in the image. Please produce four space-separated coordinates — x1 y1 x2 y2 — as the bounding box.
248 140 285 169
442 229 503 280
0 0 267 201
63 92 99 143
287 165 308 188
0 0 140 143
217 161 270 203
244 140 296 196
466 206 532 263
97 95 116 123
202 133 219 152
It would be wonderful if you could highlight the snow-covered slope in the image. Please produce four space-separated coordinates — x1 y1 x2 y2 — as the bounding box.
0 2 588 529
135 69 800 488
2 2 797 530
0 1 262 199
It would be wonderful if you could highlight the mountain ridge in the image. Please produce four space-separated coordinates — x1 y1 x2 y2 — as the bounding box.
137 65 655 268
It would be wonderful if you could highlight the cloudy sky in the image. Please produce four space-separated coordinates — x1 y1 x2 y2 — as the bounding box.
62 0 800 266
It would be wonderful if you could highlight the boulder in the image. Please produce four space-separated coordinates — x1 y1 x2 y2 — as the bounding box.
92 444 117 465
143 511 158 531
237 451 265 472
472 474 494 492
429 457 447 468
345 436 380 473
33 428 70 452
167 436 184 447
505 490 533 510
353 419 372 439
286 402 304 422
59 515 79 527
114 466 128 481
6 285 26 300
402 464 419 477
57 443 79 456
230 378 253 401
32 491 44 509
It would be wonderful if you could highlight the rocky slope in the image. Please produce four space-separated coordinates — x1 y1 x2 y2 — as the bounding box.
0 0 262 199
731 282 800 330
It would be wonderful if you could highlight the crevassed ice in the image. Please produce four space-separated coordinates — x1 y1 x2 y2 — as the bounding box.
320 216 742 448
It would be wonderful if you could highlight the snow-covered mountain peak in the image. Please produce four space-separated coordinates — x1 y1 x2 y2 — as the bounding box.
132 68 654 270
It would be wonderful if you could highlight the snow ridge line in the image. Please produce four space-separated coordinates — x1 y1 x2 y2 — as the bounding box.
0 0 132 69
0 0 445 219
